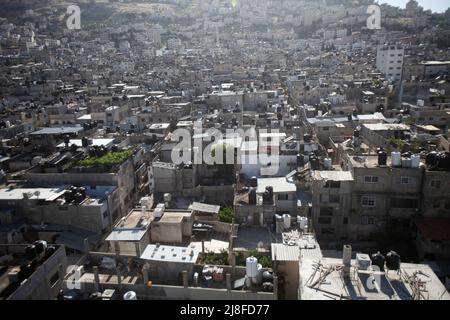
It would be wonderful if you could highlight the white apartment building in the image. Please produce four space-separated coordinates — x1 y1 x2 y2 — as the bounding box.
376 44 404 81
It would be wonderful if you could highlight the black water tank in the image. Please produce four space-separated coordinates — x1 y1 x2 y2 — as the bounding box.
297 154 304 167
34 241 46 255
63 135 70 145
378 151 387 166
426 152 437 167
250 176 258 188
81 137 89 148
249 189 257 205
386 251 401 270
371 252 385 271
304 134 311 143
45 246 56 258
353 130 360 138
25 245 37 260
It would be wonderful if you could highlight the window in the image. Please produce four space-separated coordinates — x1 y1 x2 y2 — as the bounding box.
364 176 379 183
361 216 376 225
277 194 288 201
391 198 419 209
343 217 348 225
430 180 441 188
400 177 413 185
329 194 340 204
361 196 376 207
320 207 333 216
318 217 332 225
321 228 335 235
324 181 341 189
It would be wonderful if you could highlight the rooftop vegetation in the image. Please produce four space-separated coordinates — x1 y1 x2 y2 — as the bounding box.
76 149 133 166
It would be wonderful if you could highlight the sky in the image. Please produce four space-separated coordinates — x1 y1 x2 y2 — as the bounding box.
379 0 450 13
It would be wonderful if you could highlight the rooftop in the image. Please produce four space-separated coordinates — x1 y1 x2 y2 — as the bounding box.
312 171 354 182
189 202 220 214
256 177 297 194
30 126 83 136
300 257 450 300
140 244 199 264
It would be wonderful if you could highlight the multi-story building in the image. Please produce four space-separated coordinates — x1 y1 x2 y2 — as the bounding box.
376 44 404 82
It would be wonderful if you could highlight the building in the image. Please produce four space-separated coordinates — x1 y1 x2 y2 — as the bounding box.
376 44 404 81
0 244 68 300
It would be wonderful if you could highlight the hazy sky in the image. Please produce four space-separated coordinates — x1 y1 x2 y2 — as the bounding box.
379 0 450 13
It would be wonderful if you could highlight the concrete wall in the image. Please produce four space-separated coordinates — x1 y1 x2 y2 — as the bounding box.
73 280 274 300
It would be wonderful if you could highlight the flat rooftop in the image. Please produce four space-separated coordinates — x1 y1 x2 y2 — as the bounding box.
312 171 354 182
300 257 450 300
256 177 296 193
30 126 83 135
56 138 115 148
140 244 199 264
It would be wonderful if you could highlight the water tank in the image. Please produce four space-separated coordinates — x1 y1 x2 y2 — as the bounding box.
246 257 258 278
25 245 37 261
297 154 304 167
324 158 332 170
250 176 258 188
297 216 308 230
386 251 401 271
391 152 401 167
263 270 274 282
163 193 172 202
378 151 387 166
304 134 311 143
356 253 372 270
31 156 43 166
353 129 360 138
371 252 385 271
248 189 257 205
82 137 89 148
262 282 274 292
34 240 47 255
154 203 165 219
426 152 437 167
123 291 137 300
252 264 263 285
283 214 291 229
402 158 412 168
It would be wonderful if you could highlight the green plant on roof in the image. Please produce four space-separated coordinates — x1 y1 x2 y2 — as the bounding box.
218 207 234 223
77 149 133 166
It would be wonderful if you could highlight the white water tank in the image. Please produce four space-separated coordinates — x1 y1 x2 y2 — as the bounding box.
411 155 420 168
297 216 308 230
324 158 332 170
163 193 172 202
391 152 401 167
283 214 291 229
252 264 263 285
154 203 165 219
123 291 137 300
402 158 412 168
246 257 258 278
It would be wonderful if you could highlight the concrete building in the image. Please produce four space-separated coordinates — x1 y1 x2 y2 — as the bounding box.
376 44 404 82
0 244 68 300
